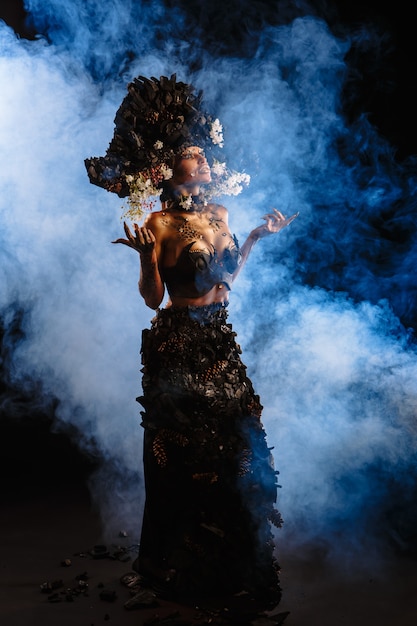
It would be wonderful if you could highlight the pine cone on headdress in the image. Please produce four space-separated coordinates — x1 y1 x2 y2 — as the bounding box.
85 74 215 198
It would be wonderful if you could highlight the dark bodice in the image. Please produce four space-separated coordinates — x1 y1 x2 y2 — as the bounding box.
161 238 241 298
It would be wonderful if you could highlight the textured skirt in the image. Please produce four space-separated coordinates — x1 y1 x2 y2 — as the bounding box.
136 302 283 608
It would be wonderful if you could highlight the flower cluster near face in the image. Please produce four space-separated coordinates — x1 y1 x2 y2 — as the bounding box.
122 164 173 221
178 195 194 210
211 160 227 177
206 160 251 198
121 114 249 219
220 171 251 196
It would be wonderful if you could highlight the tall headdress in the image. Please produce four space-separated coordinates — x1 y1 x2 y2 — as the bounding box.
85 74 249 220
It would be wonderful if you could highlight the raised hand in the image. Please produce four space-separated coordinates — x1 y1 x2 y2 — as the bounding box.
112 222 156 255
251 209 299 240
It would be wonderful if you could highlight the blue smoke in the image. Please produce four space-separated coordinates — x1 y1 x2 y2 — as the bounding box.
1 0 416 562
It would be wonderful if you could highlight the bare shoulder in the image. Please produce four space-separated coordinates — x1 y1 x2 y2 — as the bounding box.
207 202 229 222
142 209 167 232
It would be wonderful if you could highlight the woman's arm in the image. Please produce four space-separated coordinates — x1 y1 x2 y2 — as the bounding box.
113 221 165 310
233 209 298 281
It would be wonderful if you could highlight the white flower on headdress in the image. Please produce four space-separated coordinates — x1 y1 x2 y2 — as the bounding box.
122 161 175 221
209 119 224 147
160 164 173 180
154 140 163 150
122 172 163 221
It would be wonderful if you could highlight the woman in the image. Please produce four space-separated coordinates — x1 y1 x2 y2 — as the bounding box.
85 75 297 613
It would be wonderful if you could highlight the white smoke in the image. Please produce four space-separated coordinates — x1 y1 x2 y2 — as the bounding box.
1 2 416 557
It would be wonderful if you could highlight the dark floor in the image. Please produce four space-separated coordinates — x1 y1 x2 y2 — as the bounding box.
1 481 416 626
0 411 416 625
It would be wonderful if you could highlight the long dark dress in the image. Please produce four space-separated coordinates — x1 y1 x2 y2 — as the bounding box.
135 301 283 610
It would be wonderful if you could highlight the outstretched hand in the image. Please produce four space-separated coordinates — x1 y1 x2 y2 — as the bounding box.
251 209 299 240
112 222 156 255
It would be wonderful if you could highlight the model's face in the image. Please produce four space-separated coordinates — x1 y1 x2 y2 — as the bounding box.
172 146 211 186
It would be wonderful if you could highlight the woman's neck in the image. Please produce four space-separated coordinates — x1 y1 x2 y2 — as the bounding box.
171 181 201 197
164 195 202 213
161 183 205 212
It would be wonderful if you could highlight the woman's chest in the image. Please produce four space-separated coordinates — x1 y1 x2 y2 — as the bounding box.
161 212 235 265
